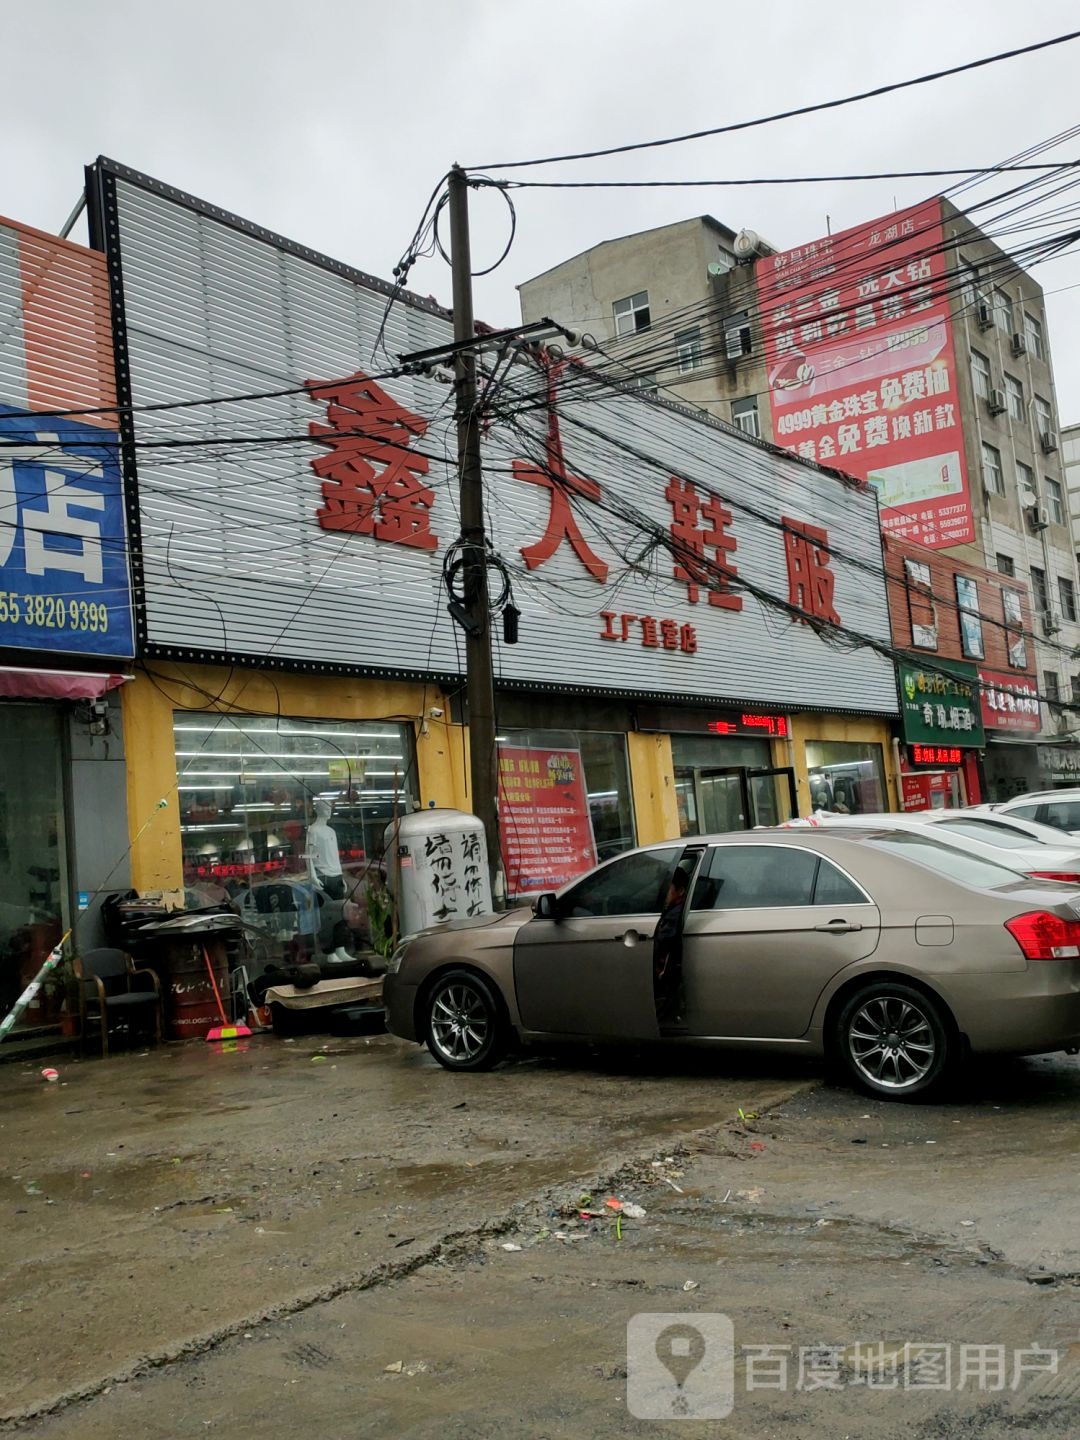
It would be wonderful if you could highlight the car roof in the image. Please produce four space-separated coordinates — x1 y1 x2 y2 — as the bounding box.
999 789 1080 802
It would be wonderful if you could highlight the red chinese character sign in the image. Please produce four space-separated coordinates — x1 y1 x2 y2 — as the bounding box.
977 668 1040 733
497 746 598 897
758 199 974 550
512 360 609 582
306 373 438 550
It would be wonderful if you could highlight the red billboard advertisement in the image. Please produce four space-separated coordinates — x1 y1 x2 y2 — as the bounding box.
978 668 1041 733
758 198 974 549
497 746 598 896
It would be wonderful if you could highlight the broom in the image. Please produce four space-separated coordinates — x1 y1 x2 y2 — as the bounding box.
204 944 252 1041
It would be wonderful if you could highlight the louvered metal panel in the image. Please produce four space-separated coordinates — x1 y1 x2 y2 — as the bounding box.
101 162 895 712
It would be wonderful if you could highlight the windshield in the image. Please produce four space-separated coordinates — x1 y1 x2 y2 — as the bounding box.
860 830 1029 889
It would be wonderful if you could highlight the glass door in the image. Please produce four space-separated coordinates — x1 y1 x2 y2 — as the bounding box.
0 704 69 1031
698 769 749 833
747 768 798 827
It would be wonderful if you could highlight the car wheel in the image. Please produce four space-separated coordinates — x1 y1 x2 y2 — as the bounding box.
424 969 508 1072
834 982 954 1100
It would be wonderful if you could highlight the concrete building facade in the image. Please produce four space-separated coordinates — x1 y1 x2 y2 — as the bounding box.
519 200 1080 802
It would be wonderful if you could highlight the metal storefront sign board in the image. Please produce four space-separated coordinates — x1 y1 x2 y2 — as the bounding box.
90 159 896 716
897 659 984 747
0 216 134 660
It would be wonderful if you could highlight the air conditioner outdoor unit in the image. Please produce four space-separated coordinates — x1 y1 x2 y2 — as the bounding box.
1041 429 1058 454
1028 502 1051 531
1042 610 1060 636
1011 332 1026 356
976 302 994 330
987 387 1007 415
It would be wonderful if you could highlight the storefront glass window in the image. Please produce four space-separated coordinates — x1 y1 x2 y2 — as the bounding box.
497 729 635 897
806 740 887 814
174 713 415 963
0 705 68 1031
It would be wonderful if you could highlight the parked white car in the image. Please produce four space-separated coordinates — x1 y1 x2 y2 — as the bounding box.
784 810 1080 883
983 790 1080 839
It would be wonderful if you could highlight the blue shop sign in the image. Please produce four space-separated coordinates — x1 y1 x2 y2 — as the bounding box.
0 408 134 660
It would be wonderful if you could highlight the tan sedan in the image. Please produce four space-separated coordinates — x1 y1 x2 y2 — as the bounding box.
383 828 1080 1100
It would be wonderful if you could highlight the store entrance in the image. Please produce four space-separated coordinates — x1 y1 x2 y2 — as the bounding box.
676 765 798 836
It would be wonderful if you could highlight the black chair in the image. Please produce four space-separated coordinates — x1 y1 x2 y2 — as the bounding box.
74 948 163 1056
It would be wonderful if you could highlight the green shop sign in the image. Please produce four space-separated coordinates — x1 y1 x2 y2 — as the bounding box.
897 660 985 748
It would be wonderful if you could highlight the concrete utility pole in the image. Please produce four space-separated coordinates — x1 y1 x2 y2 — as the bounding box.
447 165 501 895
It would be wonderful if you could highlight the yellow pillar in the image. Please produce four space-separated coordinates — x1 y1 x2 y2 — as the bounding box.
121 675 184 894
627 732 680 843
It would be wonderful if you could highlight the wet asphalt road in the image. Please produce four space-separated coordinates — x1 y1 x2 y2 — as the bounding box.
1 1034 1078 1436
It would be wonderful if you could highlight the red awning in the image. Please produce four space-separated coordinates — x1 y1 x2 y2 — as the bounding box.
0 668 131 701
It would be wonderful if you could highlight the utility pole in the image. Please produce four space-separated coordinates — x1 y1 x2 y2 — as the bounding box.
448 165 501 897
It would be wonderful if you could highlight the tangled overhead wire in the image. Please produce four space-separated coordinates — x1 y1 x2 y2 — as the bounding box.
442 536 520 644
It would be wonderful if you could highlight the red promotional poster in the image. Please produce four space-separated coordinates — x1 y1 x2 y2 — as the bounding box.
758 199 974 549
978 668 1041 733
497 746 598 896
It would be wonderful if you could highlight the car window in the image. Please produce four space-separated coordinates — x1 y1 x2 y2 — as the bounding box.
1042 802 1080 832
861 831 1025 889
813 858 869 905
562 847 685 917
1006 804 1041 821
692 845 818 910
934 819 1029 850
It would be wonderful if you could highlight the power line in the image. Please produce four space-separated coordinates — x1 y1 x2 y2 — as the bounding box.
499 162 1080 189
469 29 1080 171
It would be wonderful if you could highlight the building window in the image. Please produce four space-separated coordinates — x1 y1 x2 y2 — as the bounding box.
627 370 658 399
994 289 1014 335
1004 373 1024 422
1044 671 1061 705
1035 394 1053 440
805 740 887 815
905 558 937 649
970 349 991 401
956 574 984 660
724 311 752 359
613 291 650 336
175 712 416 963
996 553 1015 577
675 327 703 372
1003 588 1027 668
1047 477 1065 527
959 260 981 310
731 396 760 438
1058 575 1076 622
1030 565 1049 615
1073 675 1080 702
1024 311 1045 361
981 442 1004 496
1016 459 1035 499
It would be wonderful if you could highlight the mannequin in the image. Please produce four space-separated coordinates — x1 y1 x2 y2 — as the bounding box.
305 797 352 963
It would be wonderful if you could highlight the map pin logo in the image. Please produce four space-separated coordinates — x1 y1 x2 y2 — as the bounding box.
655 1323 707 1413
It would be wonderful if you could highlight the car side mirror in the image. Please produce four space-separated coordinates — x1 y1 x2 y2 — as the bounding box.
533 892 562 921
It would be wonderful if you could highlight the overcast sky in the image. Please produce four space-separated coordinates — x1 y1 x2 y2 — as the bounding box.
5 1 1080 416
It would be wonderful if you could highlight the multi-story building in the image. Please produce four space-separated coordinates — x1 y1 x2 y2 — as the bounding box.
1064 420 1080 560
520 197 1080 802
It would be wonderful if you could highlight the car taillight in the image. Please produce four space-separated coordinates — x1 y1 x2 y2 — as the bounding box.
1005 910 1080 960
1028 870 1080 883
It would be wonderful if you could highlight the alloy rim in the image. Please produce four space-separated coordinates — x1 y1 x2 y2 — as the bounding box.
430 982 489 1063
847 995 936 1089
